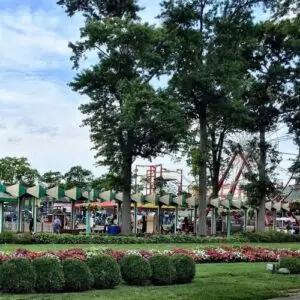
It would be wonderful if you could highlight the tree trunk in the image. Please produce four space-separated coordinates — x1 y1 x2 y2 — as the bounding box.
198 104 207 236
257 127 266 232
121 154 133 235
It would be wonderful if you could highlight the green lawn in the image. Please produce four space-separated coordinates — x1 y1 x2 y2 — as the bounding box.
0 263 299 300
0 242 300 252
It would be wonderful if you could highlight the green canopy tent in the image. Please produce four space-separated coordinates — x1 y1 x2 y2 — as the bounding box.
27 185 47 232
172 194 187 233
65 187 87 230
82 188 99 235
0 192 17 233
114 192 145 233
6 183 27 232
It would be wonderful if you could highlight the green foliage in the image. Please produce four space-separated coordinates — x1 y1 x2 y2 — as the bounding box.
120 255 152 285
32 257 65 293
0 232 32 244
42 171 63 188
58 0 188 234
0 156 40 186
7 231 299 244
237 231 300 243
87 255 121 289
64 166 94 189
62 259 94 292
57 0 141 19
171 254 196 284
149 255 175 285
92 173 122 191
280 256 300 274
0 258 36 293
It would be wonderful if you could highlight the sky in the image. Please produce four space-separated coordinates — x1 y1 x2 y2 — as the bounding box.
0 0 297 188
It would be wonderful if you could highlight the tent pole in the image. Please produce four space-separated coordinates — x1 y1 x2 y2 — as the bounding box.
33 197 37 233
0 202 3 233
134 202 137 234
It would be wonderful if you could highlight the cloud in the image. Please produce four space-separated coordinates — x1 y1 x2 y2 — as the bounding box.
7 137 22 143
0 6 82 72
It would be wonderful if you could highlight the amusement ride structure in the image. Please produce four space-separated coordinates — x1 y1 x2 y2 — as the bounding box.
0 132 299 236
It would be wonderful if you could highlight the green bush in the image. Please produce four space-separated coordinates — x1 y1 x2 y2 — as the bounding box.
280 256 300 274
0 258 36 293
0 231 15 243
237 231 300 243
2 230 300 245
120 255 152 285
87 255 121 289
149 255 175 285
32 257 65 293
171 254 196 284
62 259 94 292
0 232 33 244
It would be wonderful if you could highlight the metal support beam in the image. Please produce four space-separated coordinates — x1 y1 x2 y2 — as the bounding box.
227 209 231 239
0 202 3 233
272 209 277 231
244 208 248 232
134 202 138 234
17 198 22 232
71 200 75 230
33 198 37 233
194 207 198 234
211 207 217 235
157 204 161 233
174 205 178 234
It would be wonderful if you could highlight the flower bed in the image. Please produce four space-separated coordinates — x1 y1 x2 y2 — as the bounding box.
1 245 300 264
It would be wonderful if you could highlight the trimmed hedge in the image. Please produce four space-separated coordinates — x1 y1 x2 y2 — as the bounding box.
0 232 32 244
62 259 94 292
280 256 300 274
120 255 152 285
0 231 300 245
149 255 175 285
0 258 36 293
87 255 121 289
32 257 65 293
171 254 196 284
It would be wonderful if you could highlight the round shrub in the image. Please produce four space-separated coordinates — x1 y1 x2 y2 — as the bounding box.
280 256 300 274
87 255 120 289
0 258 36 293
171 254 196 284
120 255 152 285
149 255 175 285
32 257 65 293
62 259 94 292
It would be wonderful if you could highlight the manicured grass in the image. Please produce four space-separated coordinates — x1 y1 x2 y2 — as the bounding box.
0 263 299 299
0 242 300 252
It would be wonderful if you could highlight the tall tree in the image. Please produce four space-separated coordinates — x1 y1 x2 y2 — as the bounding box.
160 0 271 235
58 1 187 233
42 171 63 188
91 173 122 191
243 17 299 231
0 156 40 186
64 166 94 189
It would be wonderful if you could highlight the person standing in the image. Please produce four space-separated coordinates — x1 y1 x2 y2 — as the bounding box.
29 215 33 233
142 215 147 234
53 216 61 234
